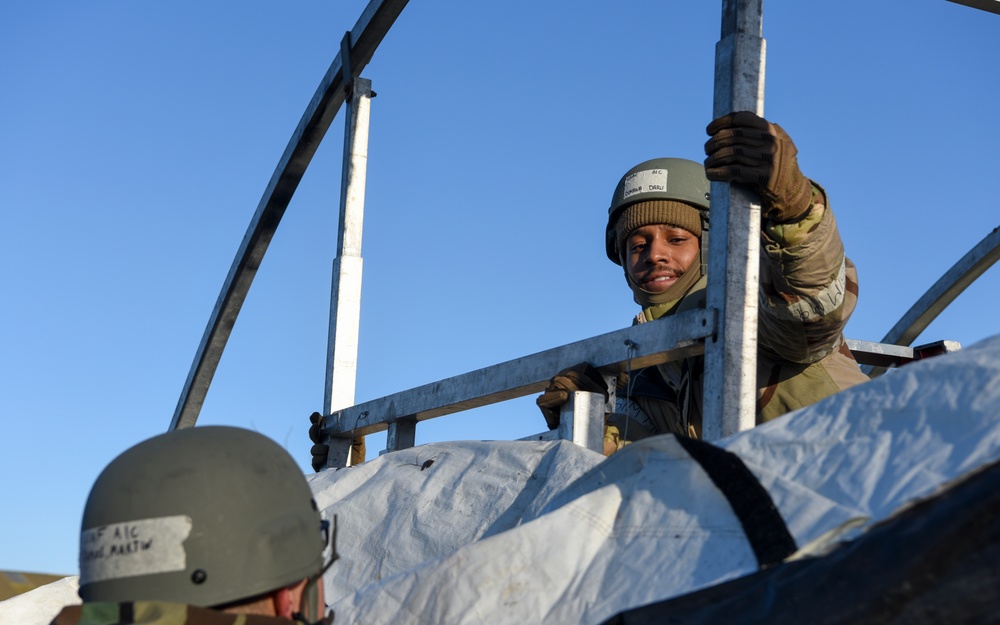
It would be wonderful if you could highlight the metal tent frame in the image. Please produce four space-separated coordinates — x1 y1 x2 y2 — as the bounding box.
168 0 997 468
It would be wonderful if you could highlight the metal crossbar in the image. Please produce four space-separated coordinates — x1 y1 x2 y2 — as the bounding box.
313 334 964 464
317 309 715 464
315 326 950 460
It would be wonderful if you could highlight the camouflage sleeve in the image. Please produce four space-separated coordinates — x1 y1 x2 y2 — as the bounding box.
49 601 270 624
757 182 859 364
50 605 82 625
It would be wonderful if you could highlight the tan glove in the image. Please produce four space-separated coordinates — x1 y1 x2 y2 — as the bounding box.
704 111 813 222
309 411 365 471
604 423 624 456
350 436 366 466
536 363 609 430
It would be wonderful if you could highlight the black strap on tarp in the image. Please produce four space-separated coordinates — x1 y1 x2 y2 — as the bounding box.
675 436 797 568
602 455 1000 625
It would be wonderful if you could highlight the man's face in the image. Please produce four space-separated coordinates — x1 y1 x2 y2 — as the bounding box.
624 224 699 293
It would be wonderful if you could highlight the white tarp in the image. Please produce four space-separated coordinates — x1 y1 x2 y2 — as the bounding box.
7 332 1000 625
0 576 78 625
328 436 764 624
308 437 606 598
321 333 1000 624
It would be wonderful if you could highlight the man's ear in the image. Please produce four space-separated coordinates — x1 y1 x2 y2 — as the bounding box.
275 579 310 619
272 586 293 618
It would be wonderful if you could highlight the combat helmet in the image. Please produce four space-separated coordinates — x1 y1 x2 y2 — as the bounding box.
78 426 327 608
605 157 711 265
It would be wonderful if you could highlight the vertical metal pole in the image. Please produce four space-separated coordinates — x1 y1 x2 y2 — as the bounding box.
558 391 606 454
701 0 765 441
324 75 373 467
386 419 417 452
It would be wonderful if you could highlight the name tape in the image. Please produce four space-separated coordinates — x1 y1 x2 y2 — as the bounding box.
80 515 192 584
622 169 669 200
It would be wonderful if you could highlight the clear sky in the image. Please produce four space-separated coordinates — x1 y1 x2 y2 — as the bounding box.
2 1 998 576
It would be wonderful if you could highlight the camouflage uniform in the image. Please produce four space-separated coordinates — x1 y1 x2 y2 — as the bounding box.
50 601 293 625
610 185 868 444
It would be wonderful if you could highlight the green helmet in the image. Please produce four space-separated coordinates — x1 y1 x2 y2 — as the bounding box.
78 426 325 608
604 157 711 264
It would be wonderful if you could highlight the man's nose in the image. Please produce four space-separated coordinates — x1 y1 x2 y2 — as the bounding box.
647 238 669 263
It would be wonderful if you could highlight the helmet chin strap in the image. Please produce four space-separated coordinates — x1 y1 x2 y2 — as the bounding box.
293 517 340 625
292 557 337 625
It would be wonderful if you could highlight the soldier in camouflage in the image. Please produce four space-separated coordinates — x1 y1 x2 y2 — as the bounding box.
538 112 869 452
51 427 335 625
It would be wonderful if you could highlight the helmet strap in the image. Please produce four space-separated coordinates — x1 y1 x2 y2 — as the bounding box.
293 517 340 625
292 557 337 625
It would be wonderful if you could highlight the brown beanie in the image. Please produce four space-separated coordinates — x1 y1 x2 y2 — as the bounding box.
613 200 702 260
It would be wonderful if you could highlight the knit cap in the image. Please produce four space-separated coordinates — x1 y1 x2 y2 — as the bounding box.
613 199 702 261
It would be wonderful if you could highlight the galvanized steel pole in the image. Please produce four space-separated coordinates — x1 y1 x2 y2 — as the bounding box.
168 0 408 432
324 76 372 416
323 72 373 467
701 0 765 440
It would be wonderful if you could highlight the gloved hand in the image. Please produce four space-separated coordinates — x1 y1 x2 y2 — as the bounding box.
309 411 330 472
704 111 813 222
536 363 609 430
309 411 366 471
604 422 624 457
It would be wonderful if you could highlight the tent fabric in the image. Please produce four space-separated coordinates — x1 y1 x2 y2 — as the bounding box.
603 456 1000 625
320 333 1000 625
330 435 765 624
672 435 796 567
308 438 606 605
724 332 1000 549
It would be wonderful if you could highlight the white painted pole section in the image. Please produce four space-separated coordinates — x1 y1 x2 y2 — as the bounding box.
701 0 765 441
324 77 373 466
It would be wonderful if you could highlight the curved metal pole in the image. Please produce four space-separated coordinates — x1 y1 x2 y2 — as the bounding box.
169 0 409 431
864 225 1000 377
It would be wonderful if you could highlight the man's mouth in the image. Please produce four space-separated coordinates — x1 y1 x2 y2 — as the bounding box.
642 272 681 290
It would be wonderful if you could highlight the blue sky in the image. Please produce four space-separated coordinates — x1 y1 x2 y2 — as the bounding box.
2 1 998 576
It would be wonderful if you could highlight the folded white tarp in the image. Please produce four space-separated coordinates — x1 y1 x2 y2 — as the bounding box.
321 333 1000 625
